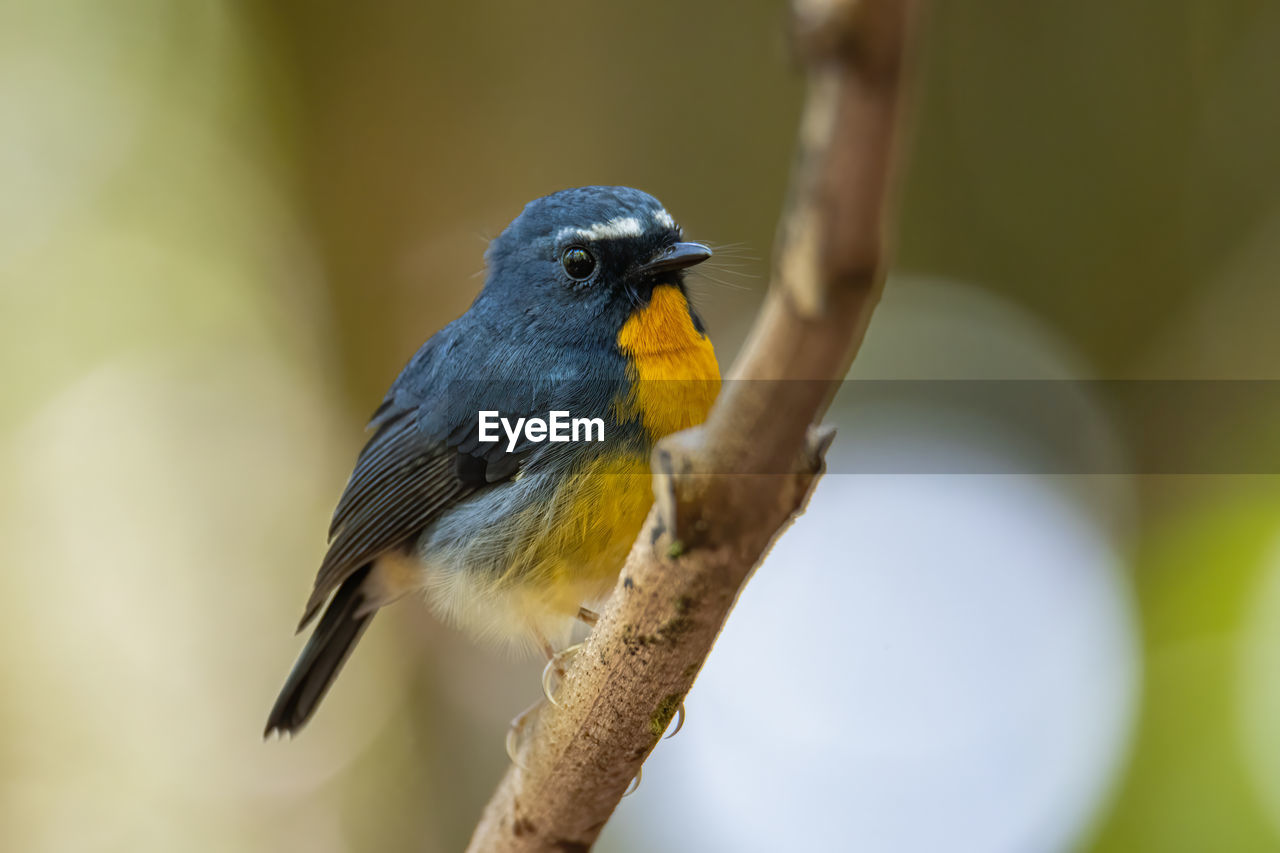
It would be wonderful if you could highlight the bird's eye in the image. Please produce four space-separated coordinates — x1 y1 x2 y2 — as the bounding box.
561 246 597 281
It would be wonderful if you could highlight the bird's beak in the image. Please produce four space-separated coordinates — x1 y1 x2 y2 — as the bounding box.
639 241 712 275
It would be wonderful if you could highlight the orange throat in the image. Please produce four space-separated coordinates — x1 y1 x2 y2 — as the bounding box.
616 285 721 439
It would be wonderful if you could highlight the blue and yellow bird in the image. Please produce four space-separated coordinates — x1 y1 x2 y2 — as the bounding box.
266 186 720 735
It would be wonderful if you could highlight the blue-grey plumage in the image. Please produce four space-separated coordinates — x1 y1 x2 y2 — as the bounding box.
266 187 719 736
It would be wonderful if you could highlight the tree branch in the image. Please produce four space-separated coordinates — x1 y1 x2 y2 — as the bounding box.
467 1 918 849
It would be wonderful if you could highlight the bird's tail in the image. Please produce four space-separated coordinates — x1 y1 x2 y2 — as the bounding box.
265 565 375 737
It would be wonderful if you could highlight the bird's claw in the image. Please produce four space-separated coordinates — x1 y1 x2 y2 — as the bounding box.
506 699 543 769
664 702 685 739
541 642 583 707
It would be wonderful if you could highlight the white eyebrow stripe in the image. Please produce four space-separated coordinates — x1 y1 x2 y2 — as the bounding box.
652 208 676 229
555 216 644 242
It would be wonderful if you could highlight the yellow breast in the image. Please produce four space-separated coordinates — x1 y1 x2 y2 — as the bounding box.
524 286 720 592
471 286 720 646
542 283 719 595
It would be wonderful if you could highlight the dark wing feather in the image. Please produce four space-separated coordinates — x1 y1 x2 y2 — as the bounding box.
300 407 476 628
296 326 617 629
300 377 549 629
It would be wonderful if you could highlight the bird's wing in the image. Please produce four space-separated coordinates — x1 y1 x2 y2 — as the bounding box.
297 335 549 630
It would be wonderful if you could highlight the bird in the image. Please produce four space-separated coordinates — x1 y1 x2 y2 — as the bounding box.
265 186 720 737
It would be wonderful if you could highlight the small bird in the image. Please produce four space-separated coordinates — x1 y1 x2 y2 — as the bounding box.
266 186 720 736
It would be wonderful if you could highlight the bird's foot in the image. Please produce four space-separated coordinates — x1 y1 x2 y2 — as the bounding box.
665 703 686 739
541 642 584 707
623 767 642 797
506 697 545 769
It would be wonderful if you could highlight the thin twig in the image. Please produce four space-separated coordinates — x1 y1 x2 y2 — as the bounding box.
467 0 918 848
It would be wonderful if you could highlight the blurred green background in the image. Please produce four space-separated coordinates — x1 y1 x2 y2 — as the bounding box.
2 1 1279 851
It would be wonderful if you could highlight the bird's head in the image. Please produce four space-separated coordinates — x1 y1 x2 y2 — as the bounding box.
478 186 712 351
